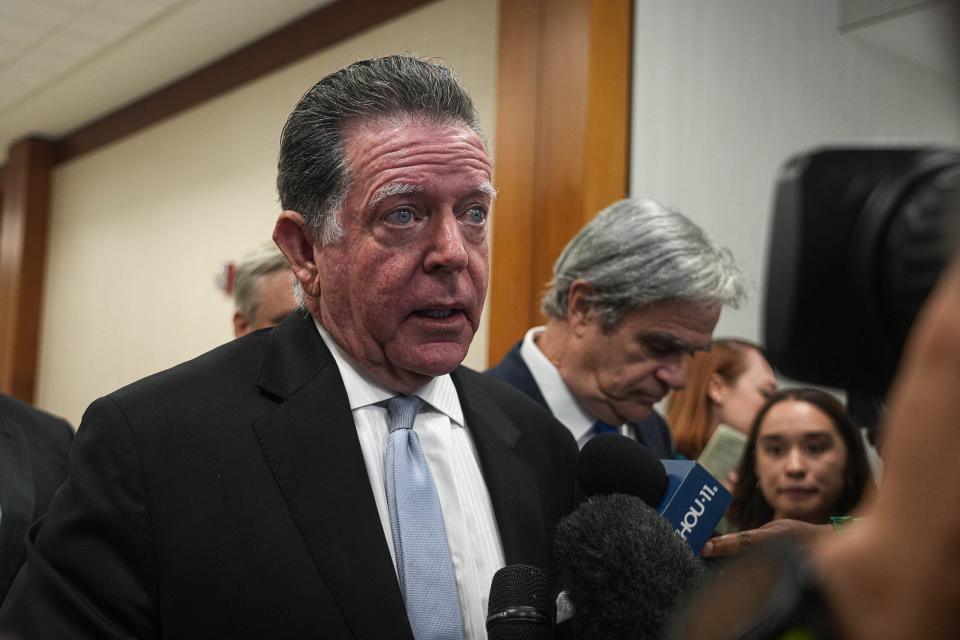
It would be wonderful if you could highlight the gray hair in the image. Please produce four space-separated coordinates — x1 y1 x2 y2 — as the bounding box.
277 54 484 245
234 243 291 323
541 198 745 328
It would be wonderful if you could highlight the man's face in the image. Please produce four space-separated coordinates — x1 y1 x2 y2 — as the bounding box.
252 270 297 330
233 270 297 338
313 118 493 392
559 300 721 424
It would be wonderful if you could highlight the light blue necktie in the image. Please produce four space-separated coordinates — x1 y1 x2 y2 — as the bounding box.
383 395 464 640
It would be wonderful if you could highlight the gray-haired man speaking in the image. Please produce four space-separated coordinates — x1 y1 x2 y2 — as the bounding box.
0 56 577 640
488 198 744 457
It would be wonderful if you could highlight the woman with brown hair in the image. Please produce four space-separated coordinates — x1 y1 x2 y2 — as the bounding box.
666 339 777 459
729 388 872 531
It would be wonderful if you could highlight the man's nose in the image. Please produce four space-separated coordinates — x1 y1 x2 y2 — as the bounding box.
655 355 690 390
424 212 469 272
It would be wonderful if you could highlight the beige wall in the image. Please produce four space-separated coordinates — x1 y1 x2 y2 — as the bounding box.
36 0 499 425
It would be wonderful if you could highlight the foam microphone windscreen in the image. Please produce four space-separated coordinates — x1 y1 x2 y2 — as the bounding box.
486 564 553 640
577 433 667 507
554 494 704 640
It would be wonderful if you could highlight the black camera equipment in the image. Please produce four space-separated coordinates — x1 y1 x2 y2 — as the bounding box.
765 147 960 439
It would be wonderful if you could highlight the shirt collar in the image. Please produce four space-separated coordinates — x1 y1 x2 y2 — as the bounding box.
314 318 464 427
519 326 598 441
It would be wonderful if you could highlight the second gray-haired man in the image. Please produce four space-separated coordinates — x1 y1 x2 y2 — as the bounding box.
488 198 745 458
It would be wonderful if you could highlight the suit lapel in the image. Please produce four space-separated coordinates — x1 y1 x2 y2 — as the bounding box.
506 345 549 408
0 407 35 596
251 313 412 640
453 369 548 573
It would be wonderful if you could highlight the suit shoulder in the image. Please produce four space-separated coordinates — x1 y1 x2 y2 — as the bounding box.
108 330 271 407
0 394 73 447
645 409 670 429
484 342 523 382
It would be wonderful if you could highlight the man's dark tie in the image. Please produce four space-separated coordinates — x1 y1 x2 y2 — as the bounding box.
591 420 619 436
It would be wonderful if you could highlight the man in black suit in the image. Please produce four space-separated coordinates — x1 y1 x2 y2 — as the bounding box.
0 394 71 602
487 198 745 459
0 56 577 639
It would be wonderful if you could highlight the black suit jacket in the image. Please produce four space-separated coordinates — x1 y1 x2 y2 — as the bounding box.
0 312 577 639
486 341 675 458
0 395 72 603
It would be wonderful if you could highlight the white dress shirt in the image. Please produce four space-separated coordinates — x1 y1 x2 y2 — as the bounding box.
519 326 634 448
315 321 505 640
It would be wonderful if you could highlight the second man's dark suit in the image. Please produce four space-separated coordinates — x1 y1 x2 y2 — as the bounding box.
0 312 578 639
0 394 72 603
487 341 674 458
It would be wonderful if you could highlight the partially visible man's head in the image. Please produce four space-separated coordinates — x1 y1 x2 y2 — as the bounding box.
232 243 297 337
273 55 493 393
538 198 745 425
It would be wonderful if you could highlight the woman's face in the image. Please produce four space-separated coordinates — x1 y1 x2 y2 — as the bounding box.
713 348 777 434
754 399 849 524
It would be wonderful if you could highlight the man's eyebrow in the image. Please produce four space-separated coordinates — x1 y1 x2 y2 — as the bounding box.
368 183 423 211
367 182 497 212
639 331 710 353
474 181 498 200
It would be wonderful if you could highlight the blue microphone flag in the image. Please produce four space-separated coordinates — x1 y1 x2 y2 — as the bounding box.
658 460 732 555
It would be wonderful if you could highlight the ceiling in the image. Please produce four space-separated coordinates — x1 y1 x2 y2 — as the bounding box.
843 0 958 80
0 0 334 162
0 0 955 168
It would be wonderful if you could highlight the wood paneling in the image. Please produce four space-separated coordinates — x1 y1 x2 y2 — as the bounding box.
0 138 54 403
583 0 632 220
488 0 633 364
54 0 438 164
488 0 543 366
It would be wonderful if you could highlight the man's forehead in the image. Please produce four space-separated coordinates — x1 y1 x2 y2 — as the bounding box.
341 119 494 203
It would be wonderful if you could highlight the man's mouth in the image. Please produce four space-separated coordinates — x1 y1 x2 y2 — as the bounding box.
633 392 663 405
415 308 463 320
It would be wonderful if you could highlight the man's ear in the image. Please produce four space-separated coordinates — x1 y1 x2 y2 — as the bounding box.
273 211 321 297
566 280 597 335
707 372 727 405
233 311 249 338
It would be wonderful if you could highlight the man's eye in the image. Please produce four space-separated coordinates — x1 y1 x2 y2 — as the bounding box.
645 341 678 357
386 209 415 225
465 207 487 224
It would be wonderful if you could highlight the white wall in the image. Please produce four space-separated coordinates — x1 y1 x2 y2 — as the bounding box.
36 0 499 425
630 0 960 343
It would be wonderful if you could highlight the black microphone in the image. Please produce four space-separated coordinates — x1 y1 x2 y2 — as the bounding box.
486 564 554 640
554 493 704 640
577 433 667 507
578 434 731 554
